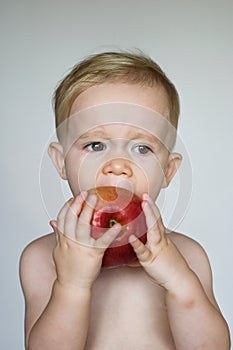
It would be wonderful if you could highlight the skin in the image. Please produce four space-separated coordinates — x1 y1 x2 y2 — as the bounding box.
20 83 230 349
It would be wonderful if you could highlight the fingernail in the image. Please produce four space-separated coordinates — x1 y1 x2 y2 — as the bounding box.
142 200 148 209
129 234 137 243
49 220 56 230
112 223 121 230
87 194 98 208
143 193 149 200
80 190 88 199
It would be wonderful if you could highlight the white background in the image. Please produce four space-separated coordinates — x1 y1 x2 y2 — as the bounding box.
1 0 232 348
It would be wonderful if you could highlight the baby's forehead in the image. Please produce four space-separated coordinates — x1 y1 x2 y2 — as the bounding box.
58 103 176 151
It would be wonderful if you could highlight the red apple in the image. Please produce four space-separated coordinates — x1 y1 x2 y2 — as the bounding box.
85 186 147 268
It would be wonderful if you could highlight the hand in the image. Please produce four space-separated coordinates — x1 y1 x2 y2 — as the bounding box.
129 193 191 291
50 191 122 290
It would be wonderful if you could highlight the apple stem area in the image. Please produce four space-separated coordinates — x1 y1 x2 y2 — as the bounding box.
109 219 118 227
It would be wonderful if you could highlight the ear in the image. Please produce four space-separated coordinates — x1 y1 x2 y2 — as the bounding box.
48 142 67 180
162 152 182 188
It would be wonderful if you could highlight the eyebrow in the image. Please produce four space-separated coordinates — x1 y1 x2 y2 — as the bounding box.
78 128 159 143
78 129 108 141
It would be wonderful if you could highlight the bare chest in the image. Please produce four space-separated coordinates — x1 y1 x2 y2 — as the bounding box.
85 267 176 350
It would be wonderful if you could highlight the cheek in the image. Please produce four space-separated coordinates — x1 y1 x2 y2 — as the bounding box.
66 153 102 194
64 161 80 196
63 149 83 195
140 157 166 197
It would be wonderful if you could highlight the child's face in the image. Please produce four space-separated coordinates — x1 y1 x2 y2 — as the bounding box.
49 83 181 200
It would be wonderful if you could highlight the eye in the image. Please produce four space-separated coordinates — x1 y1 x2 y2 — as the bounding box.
133 145 153 154
84 142 106 152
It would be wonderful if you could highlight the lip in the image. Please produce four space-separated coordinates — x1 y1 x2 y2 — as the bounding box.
97 178 134 193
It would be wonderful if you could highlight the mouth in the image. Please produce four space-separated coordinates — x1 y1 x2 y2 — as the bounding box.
97 179 134 193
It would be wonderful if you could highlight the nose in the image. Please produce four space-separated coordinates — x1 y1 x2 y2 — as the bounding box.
102 158 133 177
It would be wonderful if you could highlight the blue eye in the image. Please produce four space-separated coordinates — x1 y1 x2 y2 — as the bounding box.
84 142 106 152
133 145 153 154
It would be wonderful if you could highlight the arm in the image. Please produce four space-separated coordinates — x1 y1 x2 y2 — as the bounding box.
20 192 121 350
43 285 91 348
25 279 92 350
129 193 231 350
165 266 230 349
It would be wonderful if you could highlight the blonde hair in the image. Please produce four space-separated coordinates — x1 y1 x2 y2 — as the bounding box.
53 51 180 136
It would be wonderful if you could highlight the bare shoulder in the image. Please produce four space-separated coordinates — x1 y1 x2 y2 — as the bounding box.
168 231 218 307
19 233 57 339
20 233 57 294
168 231 211 271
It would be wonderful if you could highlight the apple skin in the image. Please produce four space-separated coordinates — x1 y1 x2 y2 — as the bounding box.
86 186 147 268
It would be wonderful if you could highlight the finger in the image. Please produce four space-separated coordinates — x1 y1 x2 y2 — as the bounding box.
95 223 122 249
64 191 87 240
141 195 165 246
50 220 60 245
145 196 167 241
57 198 74 235
76 194 98 243
129 235 153 264
50 219 57 232
143 194 165 230
142 200 160 241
